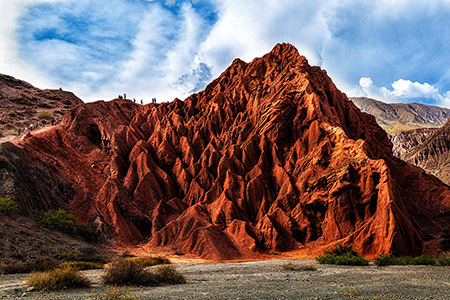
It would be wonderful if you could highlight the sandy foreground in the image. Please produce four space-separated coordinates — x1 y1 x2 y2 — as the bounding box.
0 259 449 299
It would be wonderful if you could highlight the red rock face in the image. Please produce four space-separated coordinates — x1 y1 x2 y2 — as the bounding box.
4 44 450 259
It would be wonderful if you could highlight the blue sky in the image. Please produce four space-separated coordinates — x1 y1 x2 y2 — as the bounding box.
1 0 450 106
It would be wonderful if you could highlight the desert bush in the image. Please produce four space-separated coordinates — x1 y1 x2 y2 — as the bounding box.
374 254 436 266
438 253 450 266
59 261 103 270
102 259 185 286
91 286 139 300
0 197 18 215
282 262 317 271
26 266 90 291
154 265 186 284
125 256 170 267
37 111 54 120
102 259 158 286
36 208 93 241
315 244 369 266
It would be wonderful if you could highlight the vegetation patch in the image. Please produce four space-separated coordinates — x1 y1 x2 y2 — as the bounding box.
26 266 90 291
59 261 103 270
374 254 436 266
37 111 54 120
0 197 18 215
438 253 450 266
154 265 186 284
338 288 360 297
315 244 369 266
35 208 93 241
282 262 317 271
102 258 185 286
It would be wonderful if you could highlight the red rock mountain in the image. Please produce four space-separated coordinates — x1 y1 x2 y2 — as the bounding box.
1 43 449 260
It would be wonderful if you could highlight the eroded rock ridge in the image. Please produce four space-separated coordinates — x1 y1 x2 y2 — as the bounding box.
2 44 450 259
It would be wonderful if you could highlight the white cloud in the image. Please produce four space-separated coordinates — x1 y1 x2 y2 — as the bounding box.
85 1 214 102
356 77 450 107
0 0 68 89
197 0 327 78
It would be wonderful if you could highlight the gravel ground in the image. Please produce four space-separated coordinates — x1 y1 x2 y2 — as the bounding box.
0 259 449 299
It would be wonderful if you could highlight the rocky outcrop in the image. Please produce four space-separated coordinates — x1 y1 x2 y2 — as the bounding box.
390 128 438 158
399 119 450 186
2 44 450 259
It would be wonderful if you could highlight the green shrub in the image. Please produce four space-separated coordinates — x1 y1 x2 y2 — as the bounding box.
125 256 170 267
102 259 185 286
413 255 435 265
438 253 450 266
0 197 18 215
374 254 436 266
373 254 392 266
282 262 317 271
59 261 103 270
35 208 93 240
37 111 54 120
26 266 90 291
315 244 369 266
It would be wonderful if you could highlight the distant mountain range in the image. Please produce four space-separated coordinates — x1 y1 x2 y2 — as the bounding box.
352 96 450 186
350 97 450 136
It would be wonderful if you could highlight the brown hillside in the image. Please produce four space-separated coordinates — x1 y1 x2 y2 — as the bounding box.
1 44 449 260
351 97 450 135
400 119 450 186
0 74 82 140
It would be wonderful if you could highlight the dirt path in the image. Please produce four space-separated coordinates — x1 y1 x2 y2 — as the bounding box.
0 125 54 145
1 259 449 299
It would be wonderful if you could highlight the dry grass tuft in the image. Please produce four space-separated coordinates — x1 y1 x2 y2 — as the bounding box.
26 266 90 291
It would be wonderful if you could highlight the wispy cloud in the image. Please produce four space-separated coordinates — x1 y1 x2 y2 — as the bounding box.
2 0 450 106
